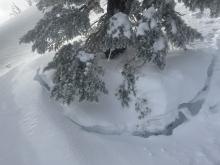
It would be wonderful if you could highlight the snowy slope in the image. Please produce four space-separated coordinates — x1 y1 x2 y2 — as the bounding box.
0 7 42 76
1 5 220 165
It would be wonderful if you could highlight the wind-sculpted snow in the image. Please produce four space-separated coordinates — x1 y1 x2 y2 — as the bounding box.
2 53 220 165
66 116 128 136
34 68 51 91
179 56 217 116
35 55 217 138
0 7 42 76
66 56 217 138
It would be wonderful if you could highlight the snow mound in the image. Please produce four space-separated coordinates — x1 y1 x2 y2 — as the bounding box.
77 51 94 63
108 12 131 38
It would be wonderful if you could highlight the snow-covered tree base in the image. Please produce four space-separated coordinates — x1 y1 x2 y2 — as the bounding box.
20 0 220 113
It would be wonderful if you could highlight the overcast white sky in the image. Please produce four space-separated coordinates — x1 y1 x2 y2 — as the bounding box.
0 0 27 25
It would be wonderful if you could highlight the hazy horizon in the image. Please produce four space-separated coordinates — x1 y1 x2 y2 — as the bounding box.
0 0 27 25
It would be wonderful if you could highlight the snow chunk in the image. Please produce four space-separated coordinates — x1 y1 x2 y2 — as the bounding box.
150 18 157 29
143 7 156 19
136 7 158 36
108 12 131 39
153 37 166 51
137 22 149 36
56 14 61 18
77 51 94 63
171 20 177 34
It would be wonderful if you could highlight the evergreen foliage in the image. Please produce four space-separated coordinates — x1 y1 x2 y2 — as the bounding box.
116 63 136 107
178 0 220 17
21 0 220 106
44 42 108 104
20 4 90 53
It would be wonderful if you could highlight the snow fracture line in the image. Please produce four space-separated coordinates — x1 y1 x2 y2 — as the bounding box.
35 56 217 138
135 55 217 138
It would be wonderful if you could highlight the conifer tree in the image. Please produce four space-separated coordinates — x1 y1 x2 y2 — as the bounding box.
21 0 220 105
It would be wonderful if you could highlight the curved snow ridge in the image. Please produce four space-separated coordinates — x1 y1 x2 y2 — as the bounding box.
62 104 180 137
66 116 131 136
64 109 186 137
139 55 217 137
64 110 186 138
60 55 217 138
34 51 217 138
179 55 217 116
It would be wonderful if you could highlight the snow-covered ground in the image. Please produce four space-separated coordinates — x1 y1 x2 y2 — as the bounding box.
1 5 220 165
0 7 42 76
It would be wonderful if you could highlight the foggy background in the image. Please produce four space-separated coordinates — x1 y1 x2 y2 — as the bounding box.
0 0 27 25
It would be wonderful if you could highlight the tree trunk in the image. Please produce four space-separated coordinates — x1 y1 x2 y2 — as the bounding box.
107 0 133 16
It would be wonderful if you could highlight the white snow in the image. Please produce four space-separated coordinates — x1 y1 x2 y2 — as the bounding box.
0 6 43 76
143 7 157 19
77 51 94 63
136 22 149 36
1 4 220 165
150 18 157 29
171 20 177 34
108 12 131 38
153 37 166 51
136 6 158 36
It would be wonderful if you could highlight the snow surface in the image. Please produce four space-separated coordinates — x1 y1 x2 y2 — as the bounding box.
136 22 149 36
0 7 42 77
1 4 220 165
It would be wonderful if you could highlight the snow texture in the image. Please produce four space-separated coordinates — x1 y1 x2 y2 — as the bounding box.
136 22 149 36
136 7 158 36
1 4 220 165
108 12 131 38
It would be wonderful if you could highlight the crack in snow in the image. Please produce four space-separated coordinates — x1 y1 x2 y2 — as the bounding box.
68 56 217 138
35 56 217 138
